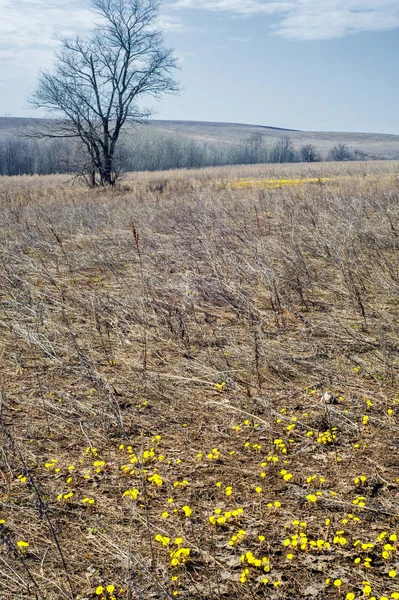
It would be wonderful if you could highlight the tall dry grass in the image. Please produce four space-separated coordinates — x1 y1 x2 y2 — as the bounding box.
1 161 399 600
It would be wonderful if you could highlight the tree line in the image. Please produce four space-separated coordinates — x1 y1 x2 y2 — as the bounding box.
0 133 376 177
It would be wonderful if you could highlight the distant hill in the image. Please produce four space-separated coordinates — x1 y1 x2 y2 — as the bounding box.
1 117 399 160
146 120 399 159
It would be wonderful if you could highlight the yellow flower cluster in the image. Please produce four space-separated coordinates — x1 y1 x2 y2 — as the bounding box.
354 475 367 486
209 507 244 525
148 473 163 487
228 529 246 546
228 177 331 190
181 505 192 517
170 547 190 567
206 448 220 460
317 429 337 444
306 475 326 485
306 492 322 503
352 496 366 508
241 551 271 570
95 584 117 600
273 439 287 453
155 534 170 546
173 479 189 488
57 491 73 501
122 488 139 499
279 469 293 482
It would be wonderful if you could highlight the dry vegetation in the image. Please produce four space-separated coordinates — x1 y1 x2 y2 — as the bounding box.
1 160 399 600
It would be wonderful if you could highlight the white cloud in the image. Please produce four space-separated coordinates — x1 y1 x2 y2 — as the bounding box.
0 0 94 75
173 0 294 16
0 0 189 80
158 14 190 31
171 0 399 39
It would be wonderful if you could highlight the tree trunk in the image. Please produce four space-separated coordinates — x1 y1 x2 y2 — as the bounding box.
101 152 115 186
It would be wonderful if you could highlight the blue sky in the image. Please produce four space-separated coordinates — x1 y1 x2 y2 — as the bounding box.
1 0 398 133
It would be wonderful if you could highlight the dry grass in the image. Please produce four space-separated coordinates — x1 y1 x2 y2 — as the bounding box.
1 160 399 600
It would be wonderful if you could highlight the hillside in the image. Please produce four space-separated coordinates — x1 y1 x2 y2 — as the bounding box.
1 117 399 159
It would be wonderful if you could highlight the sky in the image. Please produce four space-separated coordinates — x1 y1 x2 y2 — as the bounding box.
0 0 398 133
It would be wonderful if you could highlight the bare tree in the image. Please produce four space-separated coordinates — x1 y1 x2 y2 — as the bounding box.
244 133 265 164
328 143 352 162
270 136 297 163
30 0 179 186
299 143 318 163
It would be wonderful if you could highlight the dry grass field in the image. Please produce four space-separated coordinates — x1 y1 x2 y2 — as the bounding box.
1 160 399 600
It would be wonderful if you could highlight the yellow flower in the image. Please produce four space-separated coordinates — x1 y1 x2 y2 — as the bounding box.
240 568 250 583
122 488 139 499
17 541 29 548
363 585 372 596
155 534 170 546
95 586 104 595
216 516 226 524
182 506 192 517
106 585 115 594
346 594 355 600
255 486 263 494
173 479 189 488
334 579 342 587
389 570 397 578
148 473 163 486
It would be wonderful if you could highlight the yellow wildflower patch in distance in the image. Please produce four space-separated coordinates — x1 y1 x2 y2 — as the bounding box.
226 176 331 190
